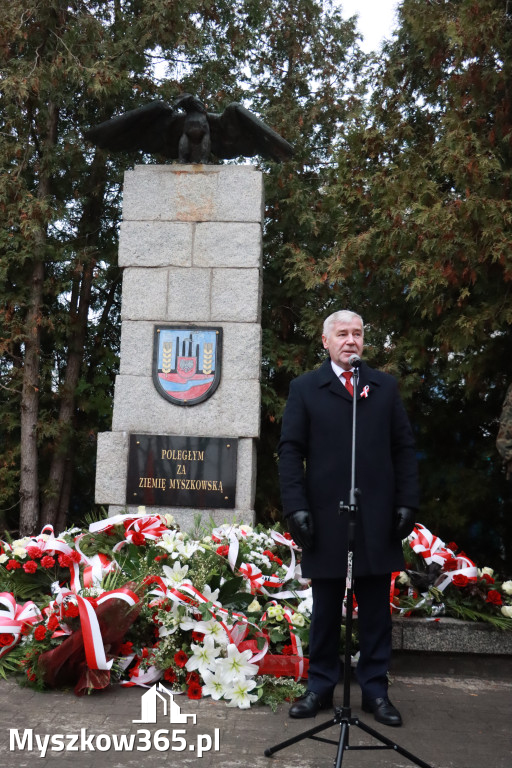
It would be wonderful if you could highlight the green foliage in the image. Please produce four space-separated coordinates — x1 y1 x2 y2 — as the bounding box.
277 0 512 570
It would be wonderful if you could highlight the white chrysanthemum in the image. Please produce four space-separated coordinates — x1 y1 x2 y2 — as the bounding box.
224 677 258 708
185 635 221 676
216 644 259 682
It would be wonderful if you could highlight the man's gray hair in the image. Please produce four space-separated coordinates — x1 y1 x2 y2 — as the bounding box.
322 310 364 338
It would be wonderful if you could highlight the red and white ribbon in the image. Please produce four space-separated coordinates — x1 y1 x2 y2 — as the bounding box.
0 593 42 657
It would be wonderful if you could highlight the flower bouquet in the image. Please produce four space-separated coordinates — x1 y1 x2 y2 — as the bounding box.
0 514 510 709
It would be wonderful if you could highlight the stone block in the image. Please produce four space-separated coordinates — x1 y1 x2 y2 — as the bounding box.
112 374 261 437
119 321 154 376
193 223 262 268
211 268 261 322
119 221 193 267
222 323 261 380
95 431 129 505
235 439 257 509
121 267 168 321
167 267 211 321
122 165 263 223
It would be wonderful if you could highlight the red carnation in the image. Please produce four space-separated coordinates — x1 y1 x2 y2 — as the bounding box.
486 590 503 606
0 633 15 647
118 641 134 656
23 560 38 574
69 550 82 564
41 555 55 569
164 667 177 683
216 545 229 557
6 559 21 570
58 554 71 568
282 644 293 655
26 546 43 559
130 532 146 546
174 650 188 668
187 682 202 700
64 603 79 618
452 574 469 588
47 614 60 631
34 625 47 641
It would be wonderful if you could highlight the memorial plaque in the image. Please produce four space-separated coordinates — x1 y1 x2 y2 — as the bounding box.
126 434 237 509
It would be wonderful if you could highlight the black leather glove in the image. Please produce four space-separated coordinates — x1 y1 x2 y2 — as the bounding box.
395 507 416 539
287 510 314 551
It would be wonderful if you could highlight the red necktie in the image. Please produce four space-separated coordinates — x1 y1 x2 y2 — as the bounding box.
342 371 353 397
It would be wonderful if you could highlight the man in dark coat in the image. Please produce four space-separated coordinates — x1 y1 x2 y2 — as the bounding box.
278 310 419 726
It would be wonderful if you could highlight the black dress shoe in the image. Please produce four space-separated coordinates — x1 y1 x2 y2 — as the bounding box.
289 691 333 719
362 696 402 727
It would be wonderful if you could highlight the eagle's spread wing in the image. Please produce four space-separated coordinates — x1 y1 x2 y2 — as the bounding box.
85 100 294 162
209 103 294 161
84 102 184 158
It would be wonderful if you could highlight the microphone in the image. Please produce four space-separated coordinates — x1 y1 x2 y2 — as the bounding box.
348 354 362 368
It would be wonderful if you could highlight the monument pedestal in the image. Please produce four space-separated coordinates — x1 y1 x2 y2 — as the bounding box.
95 164 263 531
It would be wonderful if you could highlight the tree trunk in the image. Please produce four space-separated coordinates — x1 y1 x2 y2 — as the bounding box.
41 152 107 526
19 254 44 535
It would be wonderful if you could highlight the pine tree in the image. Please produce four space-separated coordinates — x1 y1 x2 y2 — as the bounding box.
0 0 263 534
312 0 512 569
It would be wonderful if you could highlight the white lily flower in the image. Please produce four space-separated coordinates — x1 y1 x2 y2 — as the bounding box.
224 677 258 708
176 540 205 559
162 561 189 586
217 644 259 682
193 617 229 644
201 584 221 606
186 635 221 676
201 667 230 700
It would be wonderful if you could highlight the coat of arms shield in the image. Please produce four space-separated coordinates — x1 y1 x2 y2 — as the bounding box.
153 326 222 406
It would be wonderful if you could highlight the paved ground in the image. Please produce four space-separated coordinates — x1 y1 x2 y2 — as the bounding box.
0 665 510 768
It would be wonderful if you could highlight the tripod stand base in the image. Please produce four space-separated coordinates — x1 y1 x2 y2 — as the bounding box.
264 707 433 768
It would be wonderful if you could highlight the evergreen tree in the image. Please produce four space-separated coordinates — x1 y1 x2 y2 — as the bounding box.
311 0 512 569
246 0 367 522
0 0 263 534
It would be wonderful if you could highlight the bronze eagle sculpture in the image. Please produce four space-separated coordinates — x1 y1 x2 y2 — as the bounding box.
84 94 294 164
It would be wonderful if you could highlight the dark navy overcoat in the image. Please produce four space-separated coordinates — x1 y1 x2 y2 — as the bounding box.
278 359 420 578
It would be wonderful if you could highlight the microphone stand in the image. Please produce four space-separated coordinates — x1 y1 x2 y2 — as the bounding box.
265 363 433 768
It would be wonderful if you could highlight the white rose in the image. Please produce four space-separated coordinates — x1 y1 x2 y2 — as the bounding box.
247 599 261 613
397 571 411 586
500 605 512 619
501 581 512 596
0 554 8 564
478 567 494 578
11 547 27 559
291 613 305 627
